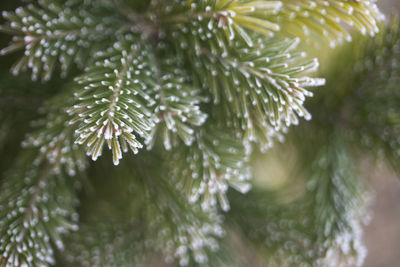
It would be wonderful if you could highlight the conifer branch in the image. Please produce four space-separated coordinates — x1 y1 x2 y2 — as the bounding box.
308 139 369 266
0 157 72 267
0 98 87 267
274 0 384 46
69 36 156 165
155 0 383 47
185 36 324 150
157 0 282 43
0 0 126 80
136 155 224 266
146 55 208 150
158 1 326 150
168 124 251 212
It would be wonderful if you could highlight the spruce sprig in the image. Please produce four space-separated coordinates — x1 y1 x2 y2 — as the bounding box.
69 36 156 165
274 0 383 46
168 124 251 212
0 99 86 267
146 55 208 150
0 0 125 81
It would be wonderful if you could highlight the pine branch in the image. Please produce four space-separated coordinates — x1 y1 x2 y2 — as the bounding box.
154 0 383 48
69 36 156 165
0 156 68 266
155 0 283 45
167 123 251 212
145 55 208 150
0 96 87 267
24 94 88 175
138 156 224 266
0 0 126 80
157 2 325 150
274 0 384 46
188 36 324 150
154 0 325 151
308 138 369 267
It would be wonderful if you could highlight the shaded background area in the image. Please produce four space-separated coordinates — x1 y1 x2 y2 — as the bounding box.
364 162 400 267
363 1 400 267
380 0 400 13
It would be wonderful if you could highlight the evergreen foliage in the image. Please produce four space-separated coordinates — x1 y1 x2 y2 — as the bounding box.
70 36 156 165
225 14 400 267
0 93 86 266
168 125 252 212
0 0 125 81
1 0 398 266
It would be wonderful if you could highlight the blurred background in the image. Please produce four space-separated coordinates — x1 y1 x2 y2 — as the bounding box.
357 1 400 266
